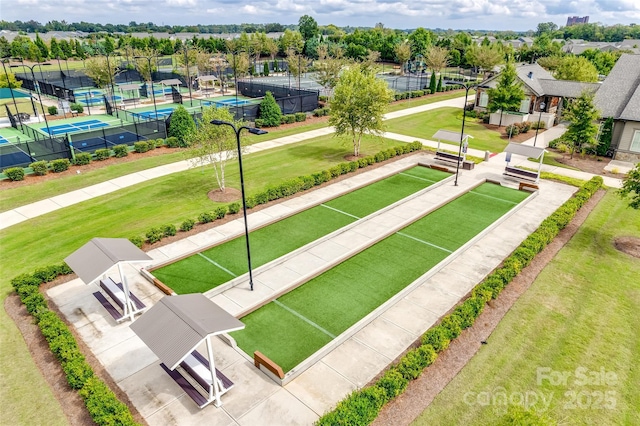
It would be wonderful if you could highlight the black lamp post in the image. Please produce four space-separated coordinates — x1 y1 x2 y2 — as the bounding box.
135 55 158 119
1 59 22 123
210 119 268 291
11 60 52 137
444 77 479 186
533 101 546 147
183 42 194 106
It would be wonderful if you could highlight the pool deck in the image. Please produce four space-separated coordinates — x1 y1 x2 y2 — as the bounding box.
48 153 577 426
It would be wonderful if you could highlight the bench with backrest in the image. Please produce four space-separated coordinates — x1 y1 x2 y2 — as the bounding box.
119 98 139 108
503 166 538 182
435 151 462 165
97 277 145 318
160 350 234 408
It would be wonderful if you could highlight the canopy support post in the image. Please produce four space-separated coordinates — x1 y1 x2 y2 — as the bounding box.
118 263 136 322
206 336 223 407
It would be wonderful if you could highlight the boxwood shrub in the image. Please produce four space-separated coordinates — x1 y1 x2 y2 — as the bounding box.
228 202 241 215
30 160 49 176
180 218 195 232
94 148 110 161
113 144 129 158
50 158 71 173
4 167 25 181
73 153 92 166
134 141 150 153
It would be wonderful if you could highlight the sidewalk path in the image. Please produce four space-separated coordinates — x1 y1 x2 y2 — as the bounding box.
0 97 464 231
1 96 622 229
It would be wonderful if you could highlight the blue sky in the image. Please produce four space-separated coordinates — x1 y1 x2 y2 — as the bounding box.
5 0 640 31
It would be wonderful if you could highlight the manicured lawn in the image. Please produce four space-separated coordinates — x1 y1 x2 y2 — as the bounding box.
231 183 530 372
384 91 473 113
413 191 640 425
153 166 451 293
0 133 406 422
385 107 508 153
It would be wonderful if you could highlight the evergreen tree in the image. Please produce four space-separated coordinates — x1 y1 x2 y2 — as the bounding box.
563 90 600 158
167 105 196 146
437 75 443 92
429 71 437 94
619 163 640 210
259 91 282 127
263 62 269 76
486 61 526 126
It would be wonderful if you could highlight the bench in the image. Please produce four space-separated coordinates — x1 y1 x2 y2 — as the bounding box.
435 151 463 165
503 166 538 182
119 98 139 108
160 350 234 408
99 277 145 312
180 350 234 392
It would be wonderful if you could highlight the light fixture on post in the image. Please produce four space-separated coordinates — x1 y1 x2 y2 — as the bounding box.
134 55 159 119
533 101 546 147
1 59 22 123
11 60 52 137
447 79 478 186
210 120 268 291
183 42 194 106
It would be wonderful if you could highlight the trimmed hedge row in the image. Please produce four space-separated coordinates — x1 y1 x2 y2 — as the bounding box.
131 142 424 248
316 176 603 425
11 265 140 426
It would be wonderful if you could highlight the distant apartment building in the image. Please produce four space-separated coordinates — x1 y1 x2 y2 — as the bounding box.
566 16 589 26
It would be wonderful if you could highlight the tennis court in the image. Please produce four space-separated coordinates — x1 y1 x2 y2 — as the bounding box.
201 97 259 108
152 166 452 294
41 119 111 136
133 107 176 120
230 182 531 372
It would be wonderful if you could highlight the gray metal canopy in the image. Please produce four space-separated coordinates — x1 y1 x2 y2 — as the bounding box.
65 238 152 321
432 129 472 143
504 142 545 160
131 294 244 369
64 238 151 285
131 294 245 407
159 78 182 86
196 75 218 82
119 83 142 91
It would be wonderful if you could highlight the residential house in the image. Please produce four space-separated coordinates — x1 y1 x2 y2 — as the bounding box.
594 54 640 163
474 62 600 126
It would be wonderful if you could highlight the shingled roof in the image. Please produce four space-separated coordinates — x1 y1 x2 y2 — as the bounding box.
538 79 600 98
594 54 640 120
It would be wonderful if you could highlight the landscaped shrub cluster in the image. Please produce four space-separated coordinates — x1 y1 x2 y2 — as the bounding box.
505 122 533 137
73 153 92 166
3 167 25 181
313 107 330 117
131 142 423 247
392 85 462 102
11 265 139 426
2 139 170 181
316 176 603 426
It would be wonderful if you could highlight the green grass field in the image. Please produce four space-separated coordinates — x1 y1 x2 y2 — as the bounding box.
231 183 530 372
385 107 508 153
153 166 451 293
413 191 640 425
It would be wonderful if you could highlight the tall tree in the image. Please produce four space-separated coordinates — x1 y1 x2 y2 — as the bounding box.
554 56 599 82
329 63 394 157
298 15 319 41
84 56 115 90
619 163 640 209
424 46 449 73
394 40 411 75
465 45 503 75
486 61 526 126
563 90 600 158
186 106 240 193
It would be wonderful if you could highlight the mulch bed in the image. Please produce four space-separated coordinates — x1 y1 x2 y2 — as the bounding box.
372 189 607 426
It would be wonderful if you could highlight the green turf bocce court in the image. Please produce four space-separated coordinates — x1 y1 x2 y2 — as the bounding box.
229 182 531 373
152 165 452 293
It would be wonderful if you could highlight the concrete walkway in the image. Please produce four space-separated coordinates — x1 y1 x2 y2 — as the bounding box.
0 98 465 231
49 153 577 425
